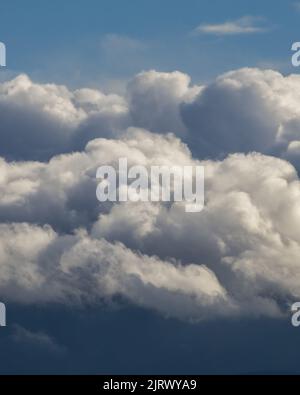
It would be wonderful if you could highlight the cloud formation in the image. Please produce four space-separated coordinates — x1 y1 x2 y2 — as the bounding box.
0 74 129 160
194 16 267 35
3 69 300 167
181 68 300 163
0 126 299 319
0 68 300 321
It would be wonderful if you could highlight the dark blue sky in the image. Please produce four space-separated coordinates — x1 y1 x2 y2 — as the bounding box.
1 303 299 374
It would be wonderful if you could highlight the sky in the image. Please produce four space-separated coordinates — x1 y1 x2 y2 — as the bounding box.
1 0 300 375
1 0 300 88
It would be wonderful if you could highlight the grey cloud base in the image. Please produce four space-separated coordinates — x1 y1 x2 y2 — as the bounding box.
0 68 300 321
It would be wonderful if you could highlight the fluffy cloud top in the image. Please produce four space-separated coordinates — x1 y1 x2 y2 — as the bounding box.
0 74 128 160
127 70 201 136
182 68 300 160
3 68 300 166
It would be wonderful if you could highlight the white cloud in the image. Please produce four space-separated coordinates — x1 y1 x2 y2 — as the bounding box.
0 69 300 320
0 223 231 320
0 128 193 231
181 68 300 161
194 16 267 36
92 146 300 318
5 68 300 166
0 129 298 319
127 70 201 136
0 74 129 160
0 70 199 160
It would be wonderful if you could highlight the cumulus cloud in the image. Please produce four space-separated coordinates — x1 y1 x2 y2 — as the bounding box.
0 128 192 231
92 145 300 317
1 69 300 321
0 74 129 160
0 126 298 319
0 223 230 320
0 70 198 160
126 68 300 166
127 70 201 136
4 68 300 165
181 68 300 161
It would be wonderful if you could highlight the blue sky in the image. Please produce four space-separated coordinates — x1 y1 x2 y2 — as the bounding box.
1 0 300 88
